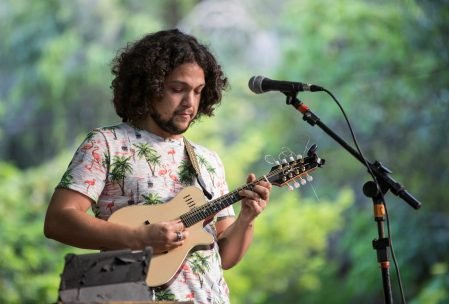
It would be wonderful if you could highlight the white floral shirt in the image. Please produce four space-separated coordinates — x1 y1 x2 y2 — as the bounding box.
58 122 234 303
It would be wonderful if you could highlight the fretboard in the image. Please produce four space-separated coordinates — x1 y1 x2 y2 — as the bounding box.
180 178 264 227
179 154 319 227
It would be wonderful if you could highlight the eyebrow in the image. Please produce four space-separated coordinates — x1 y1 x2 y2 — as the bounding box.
168 80 205 88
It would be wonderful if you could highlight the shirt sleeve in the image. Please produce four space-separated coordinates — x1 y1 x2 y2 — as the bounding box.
56 129 109 203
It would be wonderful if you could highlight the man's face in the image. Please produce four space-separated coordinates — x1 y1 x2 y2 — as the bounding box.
149 62 205 138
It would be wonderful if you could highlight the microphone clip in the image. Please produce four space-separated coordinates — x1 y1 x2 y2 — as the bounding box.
284 92 301 106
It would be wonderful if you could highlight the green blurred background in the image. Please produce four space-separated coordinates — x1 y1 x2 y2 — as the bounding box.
1 0 448 303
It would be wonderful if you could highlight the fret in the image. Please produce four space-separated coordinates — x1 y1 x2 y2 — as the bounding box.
179 154 323 228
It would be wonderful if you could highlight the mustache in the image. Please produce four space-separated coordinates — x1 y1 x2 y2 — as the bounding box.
174 108 194 116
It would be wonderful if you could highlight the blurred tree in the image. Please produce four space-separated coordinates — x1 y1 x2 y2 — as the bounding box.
0 157 91 303
183 0 449 302
1 0 448 303
0 0 201 169
225 190 354 304
258 0 449 302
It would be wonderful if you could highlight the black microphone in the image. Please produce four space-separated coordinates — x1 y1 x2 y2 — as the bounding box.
248 75 323 94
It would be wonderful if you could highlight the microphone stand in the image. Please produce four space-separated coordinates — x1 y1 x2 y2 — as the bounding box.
284 93 421 304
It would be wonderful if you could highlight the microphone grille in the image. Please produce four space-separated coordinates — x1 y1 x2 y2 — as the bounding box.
248 75 265 94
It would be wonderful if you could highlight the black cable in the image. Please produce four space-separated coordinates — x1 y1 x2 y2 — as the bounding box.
321 88 406 304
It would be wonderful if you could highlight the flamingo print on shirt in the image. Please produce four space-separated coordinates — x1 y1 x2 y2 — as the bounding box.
57 123 234 303
84 178 96 192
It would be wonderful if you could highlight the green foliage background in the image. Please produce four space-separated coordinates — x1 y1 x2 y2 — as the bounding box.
1 0 448 303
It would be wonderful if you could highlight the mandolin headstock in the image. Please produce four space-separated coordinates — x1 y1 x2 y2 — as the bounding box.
267 144 325 189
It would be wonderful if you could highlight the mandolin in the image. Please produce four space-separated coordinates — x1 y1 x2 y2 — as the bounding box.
108 145 325 287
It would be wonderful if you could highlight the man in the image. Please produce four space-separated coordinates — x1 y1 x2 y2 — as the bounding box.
44 29 271 303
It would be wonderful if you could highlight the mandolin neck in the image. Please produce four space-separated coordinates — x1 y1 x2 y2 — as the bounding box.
180 178 264 227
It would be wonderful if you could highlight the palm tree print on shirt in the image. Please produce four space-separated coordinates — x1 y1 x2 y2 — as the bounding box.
102 151 110 171
142 193 164 205
103 126 118 140
155 289 176 302
178 159 196 186
110 155 133 196
134 143 161 176
197 154 217 187
190 252 211 288
58 168 74 188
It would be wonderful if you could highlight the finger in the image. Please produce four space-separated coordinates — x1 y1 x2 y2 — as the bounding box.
181 230 189 239
171 220 185 232
174 231 184 242
254 183 271 200
258 180 272 190
242 199 265 213
246 173 256 183
242 187 265 202
173 229 189 243
239 189 261 201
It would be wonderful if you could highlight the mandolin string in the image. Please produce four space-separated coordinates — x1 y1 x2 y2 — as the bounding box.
181 177 266 227
180 170 281 227
181 160 314 226
181 157 315 226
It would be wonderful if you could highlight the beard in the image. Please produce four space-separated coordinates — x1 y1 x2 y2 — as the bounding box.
150 109 193 135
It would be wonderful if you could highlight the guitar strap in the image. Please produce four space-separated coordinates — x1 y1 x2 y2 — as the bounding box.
183 137 214 200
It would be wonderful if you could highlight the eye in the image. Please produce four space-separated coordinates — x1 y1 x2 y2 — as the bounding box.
170 86 184 93
194 86 204 95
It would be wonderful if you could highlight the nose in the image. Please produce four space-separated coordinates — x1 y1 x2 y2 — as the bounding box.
182 90 199 107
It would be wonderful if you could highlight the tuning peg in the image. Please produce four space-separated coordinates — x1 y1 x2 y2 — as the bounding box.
289 156 295 162
296 154 303 160
307 144 318 157
275 160 281 166
306 174 313 182
300 177 307 185
281 159 288 164
287 183 294 191
293 181 301 188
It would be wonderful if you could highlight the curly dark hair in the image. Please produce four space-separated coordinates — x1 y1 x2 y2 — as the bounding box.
111 29 228 123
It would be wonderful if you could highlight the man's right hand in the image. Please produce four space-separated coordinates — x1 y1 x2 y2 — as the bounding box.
134 220 189 253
